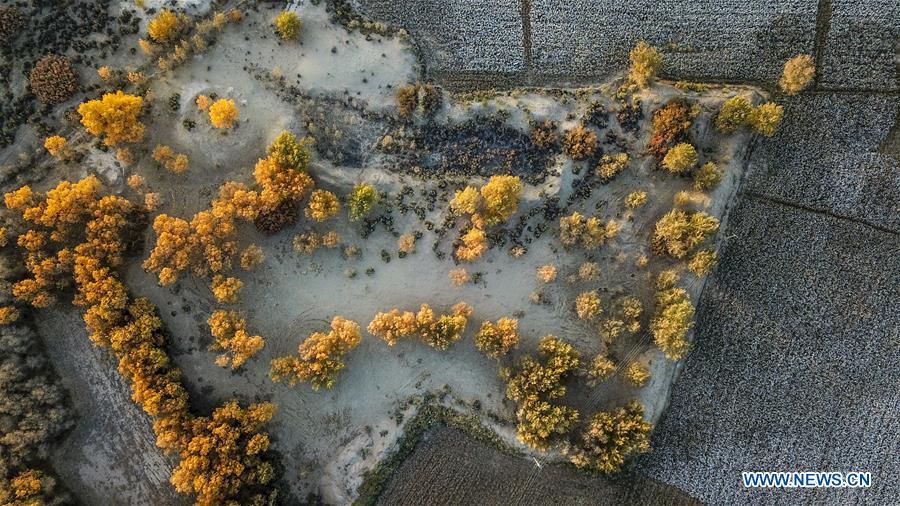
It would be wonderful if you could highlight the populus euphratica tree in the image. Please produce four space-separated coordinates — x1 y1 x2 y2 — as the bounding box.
270 316 362 389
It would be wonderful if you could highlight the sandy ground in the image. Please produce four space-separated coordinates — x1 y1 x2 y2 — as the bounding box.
37 308 185 506
21 3 757 503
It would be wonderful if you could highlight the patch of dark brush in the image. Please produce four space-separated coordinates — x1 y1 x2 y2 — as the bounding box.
402 116 556 184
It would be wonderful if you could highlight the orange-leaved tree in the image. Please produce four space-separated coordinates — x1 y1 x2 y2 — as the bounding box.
270 316 362 389
368 302 472 349
78 91 145 145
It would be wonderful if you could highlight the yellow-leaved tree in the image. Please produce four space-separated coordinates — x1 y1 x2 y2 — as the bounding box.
270 316 362 389
208 310 265 368
503 335 581 449
474 317 519 358
566 400 652 472
368 302 472 349
78 91 144 145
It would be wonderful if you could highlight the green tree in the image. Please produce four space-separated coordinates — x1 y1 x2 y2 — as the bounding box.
348 183 379 221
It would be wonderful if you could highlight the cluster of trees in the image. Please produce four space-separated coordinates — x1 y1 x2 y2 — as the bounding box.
450 175 523 225
0 317 72 503
152 145 189 173
3 177 278 505
144 131 315 286
367 302 472 350
650 271 695 360
208 310 264 369
144 184 253 286
566 401 651 472
648 98 696 158
502 336 581 449
0 468 66 505
559 211 619 249
449 175 522 262
171 401 278 506
716 96 784 137
270 316 362 389
596 152 630 180
651 208 719 259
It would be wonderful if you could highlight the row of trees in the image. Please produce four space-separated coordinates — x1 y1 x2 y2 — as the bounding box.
140 8 241 72
267 312 519 392
3 178 278 505
559 211 619 249
367 302 473 350
0 302 72 504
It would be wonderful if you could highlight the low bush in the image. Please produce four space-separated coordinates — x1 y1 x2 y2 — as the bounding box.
563 124 598 160
693 162 723 191
29 55 78 104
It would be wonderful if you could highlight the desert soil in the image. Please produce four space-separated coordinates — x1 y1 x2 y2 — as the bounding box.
19 2 760 503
